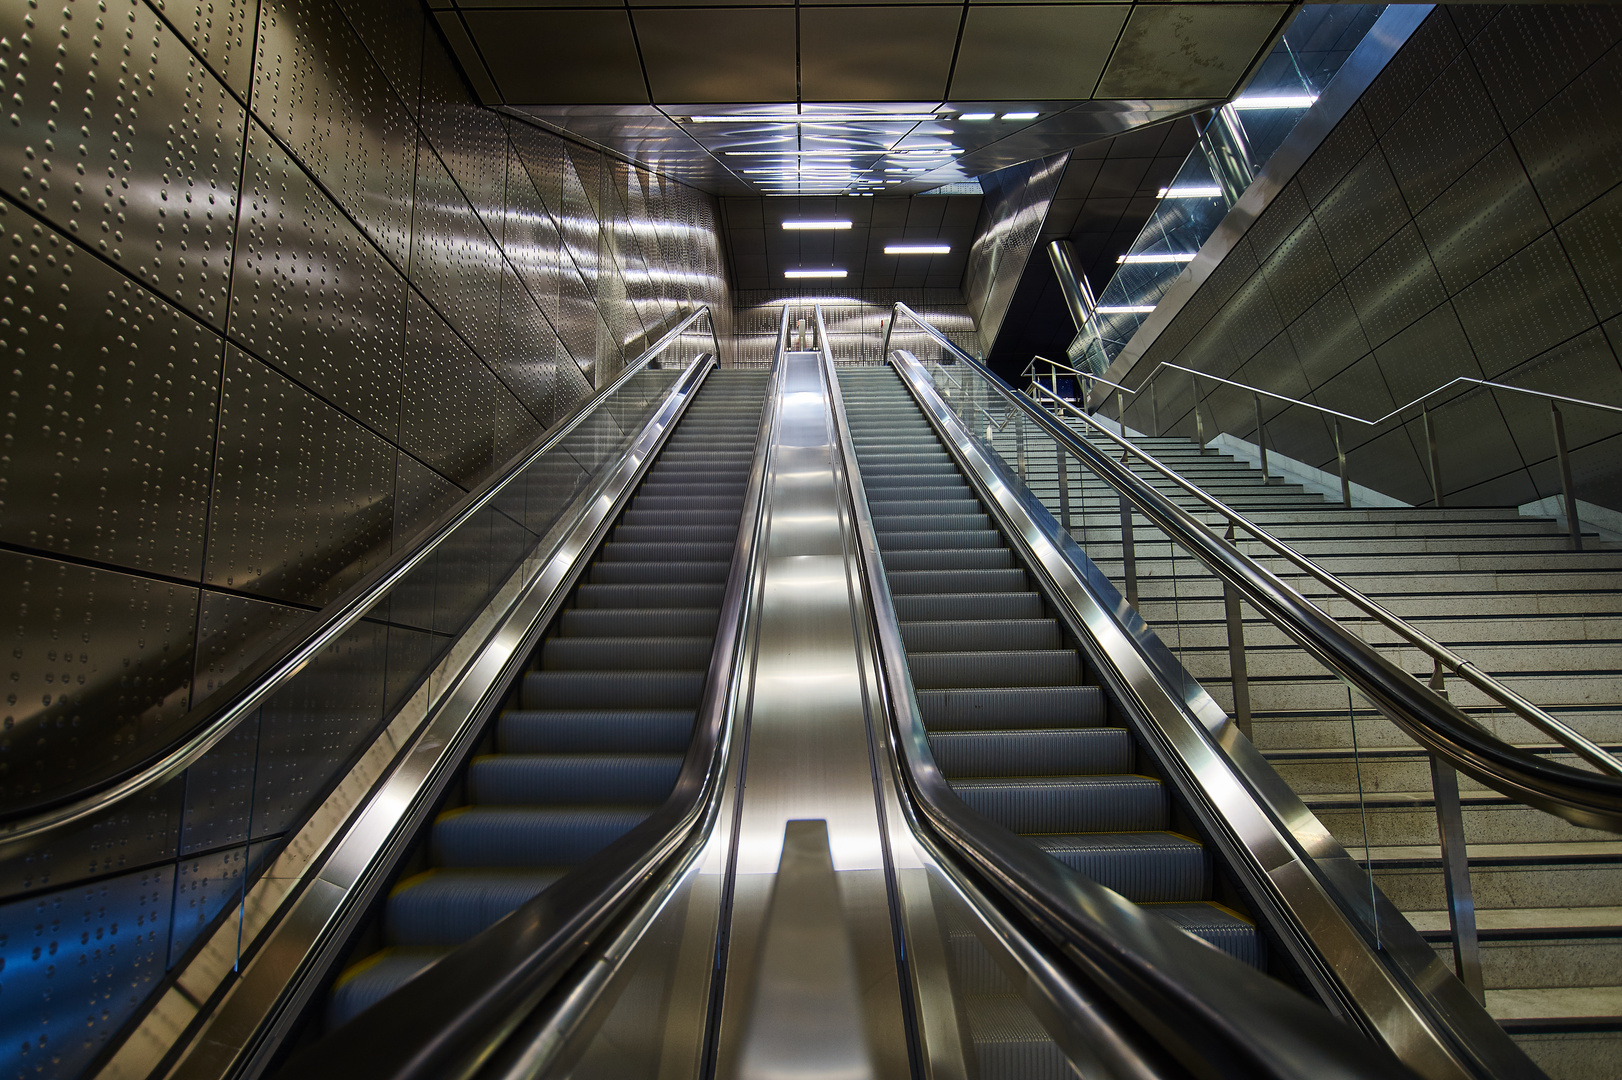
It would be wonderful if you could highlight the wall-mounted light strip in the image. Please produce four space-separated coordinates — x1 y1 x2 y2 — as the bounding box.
885 244 951 255
957 113 995 121
783 220 853 230
1230 94 1316 110
1096 305 1157 314
1002 112 1039 120
1116 253 1197 264
684 113 941 123
1157 186 1224 199
785 269 848 278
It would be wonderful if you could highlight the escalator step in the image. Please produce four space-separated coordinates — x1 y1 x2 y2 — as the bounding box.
385 869 566 947
952 775 1169 833
901 619 1061 652
893 592 1046 622
916 686 1107 730
573 583 726 609
928 728 1132 776
468 754 683 805
879 528 1003 550
589 560 730 585
522 669 705 709
498 709 695 753
908 650 1083 689
431 806 653 867
882 548 1017 572
1146 903 1262 966
327 949 450 1030
559 608 719 638
1027 833 1208 903
597 541 737 563
887 568 1029 595
541 635 713 671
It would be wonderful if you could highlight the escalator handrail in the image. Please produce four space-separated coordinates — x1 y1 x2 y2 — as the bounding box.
0 308 723 840
276 327 785 1080
885 302 1622 831
815 307 1413 1080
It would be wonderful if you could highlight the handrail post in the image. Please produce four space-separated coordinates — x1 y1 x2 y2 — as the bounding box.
1253 392 1270 482
1056 443 1072 532
1223 523 1253 739
1119 495 1139 609
1015 413 1028 480
1191 374 1207 452
1428 662 1485 1005
1150 379 1161 438
1422 404 1444 509
1333 418 1352 508
1551 401 1583 551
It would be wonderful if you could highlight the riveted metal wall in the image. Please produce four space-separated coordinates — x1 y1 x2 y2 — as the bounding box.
1124 6 1622 512
733 288 976 367
0 0 727 1071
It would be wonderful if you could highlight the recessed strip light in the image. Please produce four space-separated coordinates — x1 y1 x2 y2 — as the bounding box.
1096 305 1157 314
886 244 951 255
1230 94 1316 110
1003 112 1039 120
957 113 995 121
783 220 853 230
725 150 869 157
684 113 942 123
1117 253 1197 264
785 269 848 279
1158 185 1224 199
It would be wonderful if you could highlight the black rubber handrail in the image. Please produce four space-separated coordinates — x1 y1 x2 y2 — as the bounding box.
0 308 722 838
816 307 1415 1080
271 318 784 1080
884 302 1622 833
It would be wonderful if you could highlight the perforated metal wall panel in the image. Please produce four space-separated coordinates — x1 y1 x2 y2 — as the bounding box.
0 2 729 1053
1127 5 1622 512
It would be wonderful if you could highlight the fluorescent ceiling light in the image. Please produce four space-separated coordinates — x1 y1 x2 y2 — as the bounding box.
685 113 941 123
1117 252 1197 264
957 113 995 121
1230 94 1316 110
785 269 848 278
783 220 853 230
1096 305 1157 314
1158 185 1224 199
1002 112 1039 120
725 150 866 157
886 244 951 255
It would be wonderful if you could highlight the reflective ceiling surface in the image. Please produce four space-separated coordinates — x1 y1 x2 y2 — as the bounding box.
432 2 1296 195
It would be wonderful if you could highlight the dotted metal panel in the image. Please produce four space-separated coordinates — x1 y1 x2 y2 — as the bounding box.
1450 232 1597 378
168 844 246 965
555 253 600 377
230 120 406 435
2 0 245 328
502 130 565 332
0 203 222 577
392 450 463 552
1414 141 1550 294
491 270 563 431
407 132 501 360
558 152 600 301
333 0 425 119
0 865 175 1078
204 348 396 606
248 616 386 839
1511 44 1622 226
1357 12 1463 139
1257 213 1337 325
1469 5 1622 132
418 28 507 236
1 548 197 812
1559 184 1622 323
1284 284 1370 386
1294 104 1376 209
1380 54 1504 214
1499 327 1622 454
1312 148 1409 276
150 0 260 98
1341 221 1446 349
0 773 183 901
253 0 419 270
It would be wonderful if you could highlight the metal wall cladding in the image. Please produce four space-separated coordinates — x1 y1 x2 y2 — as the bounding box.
0 5 730 1049
3 0 246 328
0 549 197 810
205 347 397 606
253 0 419 269
1133 5 1622 511
231 120 406 435
0 203 223 577
965 153 1068 356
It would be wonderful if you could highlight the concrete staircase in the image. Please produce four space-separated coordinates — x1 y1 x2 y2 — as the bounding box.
992 418 1622 1080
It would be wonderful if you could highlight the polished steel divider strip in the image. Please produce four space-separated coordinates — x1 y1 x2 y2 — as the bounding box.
878 348 1534 1080
98 355 720 1080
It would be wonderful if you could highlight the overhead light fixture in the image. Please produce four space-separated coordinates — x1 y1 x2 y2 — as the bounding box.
725 150 867 157
1002 112 1039 120
684 113 941 123
785 269 848 278
1117 253 1197 264
885 244 951 255
957 113 995 121
1096 305 1157 314
783 220 853 230
1158 186 1224 199
1230 94 1316 110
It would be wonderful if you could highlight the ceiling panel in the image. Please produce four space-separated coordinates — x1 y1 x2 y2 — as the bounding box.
798 7 962 102
466 10 645 103
634 9 798 103
1096 5 1288 99
951 6 1130 101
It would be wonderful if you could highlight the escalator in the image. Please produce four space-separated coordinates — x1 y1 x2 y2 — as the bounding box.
837 365 1261 964
326 370 770 1028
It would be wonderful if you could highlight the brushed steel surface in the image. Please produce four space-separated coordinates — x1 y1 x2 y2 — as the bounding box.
713 350 909 1080
150 0 261 98
0 202 224 577
1 0 245 327
408 129 503 362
